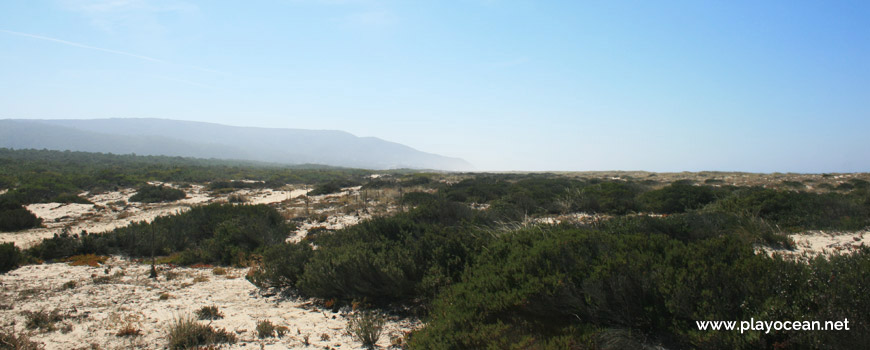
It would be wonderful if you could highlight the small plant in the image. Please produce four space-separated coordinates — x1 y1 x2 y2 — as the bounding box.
164 270 181 281
159 292 172 300
227 193 248 203
212 267 227 276
0 328 42 350
276 326 289 337
195 305 224 320
61 280 77 290
116 324 143 337
346 310 385 350
193 275 209 283
22 309 65 332
167 314 237 350
320 333 330 341
256 320 278 339
92 275 115 284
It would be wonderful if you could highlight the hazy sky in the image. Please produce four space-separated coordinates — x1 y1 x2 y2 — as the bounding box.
1 1 868 172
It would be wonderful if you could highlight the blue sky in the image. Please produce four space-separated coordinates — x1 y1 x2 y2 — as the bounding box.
1 1 868 172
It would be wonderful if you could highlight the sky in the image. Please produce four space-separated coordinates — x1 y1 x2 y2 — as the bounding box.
1 0 868 172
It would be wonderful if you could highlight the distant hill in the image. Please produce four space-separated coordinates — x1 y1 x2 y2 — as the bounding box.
0 119 472 171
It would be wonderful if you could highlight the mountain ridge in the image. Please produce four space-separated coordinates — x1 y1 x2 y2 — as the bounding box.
0 118 472 171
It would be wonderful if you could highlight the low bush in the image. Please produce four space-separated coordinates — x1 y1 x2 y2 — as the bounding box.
639 181 720 214
255 320 287 339
308 180 355 196
708 187 870 231
195 306 224 320
0 197 42 232
0 243 22 273
129 184 186 203
408 223 870 349
0 328 42 350
26 203 293 266
569 181 643 214
167 314 236 349
22 309 65 332
116 324 142 338
347 310 385 350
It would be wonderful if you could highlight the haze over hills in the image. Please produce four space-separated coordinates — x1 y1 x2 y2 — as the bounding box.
0 119 472 171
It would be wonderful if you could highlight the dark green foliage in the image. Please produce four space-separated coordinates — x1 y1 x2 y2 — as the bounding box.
709 187 870 231
309 179 360 195
129 184 186 203
401 191 438 206
570 181 642 214
0 243 22 273
639 181 719 214
410 226 870 349
0 197 42 231
257 199 491 303
444 177 510 203
26 204 292 266
0 148 376 205
247 242 314 288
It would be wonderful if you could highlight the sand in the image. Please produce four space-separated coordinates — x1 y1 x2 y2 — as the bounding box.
763 230 869 259
0 257 418 349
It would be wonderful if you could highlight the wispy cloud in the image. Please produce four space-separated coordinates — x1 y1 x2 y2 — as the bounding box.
1 29 222 88
0 29 165 63
57 0 198 34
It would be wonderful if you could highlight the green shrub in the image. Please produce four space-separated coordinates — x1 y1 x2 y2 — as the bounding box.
0 197 42 231
254 319 288 339
167 314 236 349
570 182 642 214
255 199 490 303
26 203 292 266
639 181 719 214
347 310 385 350
246 242 313 289
194 305 223 320
708 187 869 231
0 243 22 273
129 184 186 203
309 179 359 196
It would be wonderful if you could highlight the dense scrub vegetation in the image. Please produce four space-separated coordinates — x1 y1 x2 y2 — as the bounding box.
0 148 376 205
4 150 869 348
128 184 187 203
25 203 292 266
0 197 42 231
248 175 870 349
249 198 492 303
409 227 870 349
